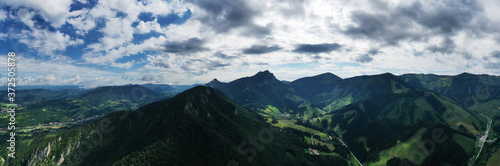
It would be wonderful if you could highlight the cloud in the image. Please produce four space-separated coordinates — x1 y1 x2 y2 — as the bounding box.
213 52 236 59
134 19 162 34
402 0 482 34
355 54 373 63
427 37 456 54
164 38 209 54
186 0 261 34
1 0 500 86
18 75 56 85
139 73 163 83
66 8 97 35
83 35 167 65
293 43 342 54
145 53 231 75
0 9 7 21
484 62 500 69
111 61 135 68
491 50 500 59
367 49 380 55
0 0 73 27
16 28 84 55
0 54 121 86
242 45 281 54
343 0 484 46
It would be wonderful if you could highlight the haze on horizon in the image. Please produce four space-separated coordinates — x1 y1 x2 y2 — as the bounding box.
0 0 499 87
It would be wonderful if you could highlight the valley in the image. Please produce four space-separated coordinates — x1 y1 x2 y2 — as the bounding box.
470 114 493 166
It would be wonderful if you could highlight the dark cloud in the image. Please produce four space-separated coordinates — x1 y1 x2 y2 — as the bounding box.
355 54 374 63
241 24 272 37
293 43 341 54
242 45 282 54
343 0 483 47
140 74 157 82
255 62 269 66
402 0 481 34
427 37 455 54
368 49 380 55
491 50 500 59
461 52 473 60
187 0 265 35
208 61 230 70
484 62 500 69
277 0 306 18
164 38 209 54
151 60 170 68
121 75 134 81
214 52 236 59
413 51 424 57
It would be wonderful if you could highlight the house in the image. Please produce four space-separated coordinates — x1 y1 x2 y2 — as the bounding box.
309 148 320 155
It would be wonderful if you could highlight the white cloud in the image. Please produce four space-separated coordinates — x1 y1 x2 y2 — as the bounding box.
134 19 162 34
0 0 72 27
83 35 167 65
67 9 97 36
15 8 36 29
0 54 128 86
1 0 499 86
111 61 135 68
17 29 84 55
0 9 7 21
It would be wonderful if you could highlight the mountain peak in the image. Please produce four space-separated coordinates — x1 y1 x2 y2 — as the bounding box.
316 72 342 80
457 72 475 77
254 70 272 76
251 70 279 85
253 70 276 78
210 78 221 84
206 78 225 88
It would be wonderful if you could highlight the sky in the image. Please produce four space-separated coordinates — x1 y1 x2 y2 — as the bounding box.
0 0 499 87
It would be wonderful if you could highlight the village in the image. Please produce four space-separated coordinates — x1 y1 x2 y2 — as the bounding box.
0 115 101 134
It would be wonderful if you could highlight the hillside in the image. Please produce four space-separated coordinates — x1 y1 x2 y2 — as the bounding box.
10 86 349 165
322 89 485 165
291 73 414 112
289 72 342 100
399 73 500 107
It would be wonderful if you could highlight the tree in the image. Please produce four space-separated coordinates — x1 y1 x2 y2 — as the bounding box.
271 117 278 124
321 119 329 129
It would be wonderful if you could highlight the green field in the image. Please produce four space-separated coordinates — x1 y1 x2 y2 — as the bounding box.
369 128 428 165
270 119 321 134
302 148 340 156
261 105 281 116
487 148 500 166
304 136 335 150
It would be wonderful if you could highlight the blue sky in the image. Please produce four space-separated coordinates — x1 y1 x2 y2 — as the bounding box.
0 0 499 87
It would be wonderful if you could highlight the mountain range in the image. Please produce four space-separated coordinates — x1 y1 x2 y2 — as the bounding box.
2 71 500 165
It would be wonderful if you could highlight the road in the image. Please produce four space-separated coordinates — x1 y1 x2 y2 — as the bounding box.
468 113 492 166
337 137 363 166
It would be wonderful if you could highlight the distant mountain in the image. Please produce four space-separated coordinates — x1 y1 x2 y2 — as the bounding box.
399 73 500 107
289 72 342 100
141 83 195 94
0 85 165 127
0 85 83 90
292 73 415 112
1 88 89 105
14 86 348 165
